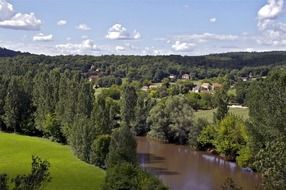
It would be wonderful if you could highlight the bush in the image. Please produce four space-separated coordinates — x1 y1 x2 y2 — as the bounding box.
188 118 209 149
102 163 168 190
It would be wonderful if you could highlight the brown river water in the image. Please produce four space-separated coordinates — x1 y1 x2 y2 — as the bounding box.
137 137 261 190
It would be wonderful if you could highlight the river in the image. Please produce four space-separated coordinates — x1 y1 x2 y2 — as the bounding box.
137 137 260 190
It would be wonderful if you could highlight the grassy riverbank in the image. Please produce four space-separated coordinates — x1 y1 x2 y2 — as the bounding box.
0 132 105 190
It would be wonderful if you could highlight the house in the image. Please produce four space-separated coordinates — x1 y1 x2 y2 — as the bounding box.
201 83 211 92
182 74 190 80
169 74 177 81
192 85 200 93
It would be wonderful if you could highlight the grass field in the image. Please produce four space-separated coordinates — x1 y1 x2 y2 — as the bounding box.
0 133 105 190
194 107 249 123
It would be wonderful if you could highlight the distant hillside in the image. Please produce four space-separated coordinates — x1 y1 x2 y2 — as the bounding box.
0 47 30 57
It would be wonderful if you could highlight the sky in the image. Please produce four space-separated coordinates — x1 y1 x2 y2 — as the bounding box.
0 0 286 56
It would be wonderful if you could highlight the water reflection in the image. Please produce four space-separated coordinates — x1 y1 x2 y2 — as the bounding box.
137 137 260 190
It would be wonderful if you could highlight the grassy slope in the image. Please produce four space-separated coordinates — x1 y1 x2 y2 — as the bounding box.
194 107 249 123
0 133 105 190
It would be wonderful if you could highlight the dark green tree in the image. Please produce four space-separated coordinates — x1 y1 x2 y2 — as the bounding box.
69 116 96 163
107 125 137 167
103 163 168 190
90 135 111 168
13 156 51 190
121 84 138 127
148 95 194 144
213 89 229 122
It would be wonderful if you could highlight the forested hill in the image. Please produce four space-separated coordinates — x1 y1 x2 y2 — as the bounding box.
1 47 286 81
0 47 31 57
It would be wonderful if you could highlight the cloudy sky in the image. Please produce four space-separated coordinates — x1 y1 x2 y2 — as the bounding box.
0 0 286 55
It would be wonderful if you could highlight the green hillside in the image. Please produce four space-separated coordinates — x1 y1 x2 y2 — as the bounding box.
0 132 105 190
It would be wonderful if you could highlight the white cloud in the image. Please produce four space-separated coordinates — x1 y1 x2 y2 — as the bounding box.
0 0 14 20
56 39 99 55
209 17 217 23
172 41 195 52
115 46 125 51
57 19 67 26
106 24 141 40
33 33 53 42
0 0 41 30
77 24 91 31
174 33 238 44
257 0 284 30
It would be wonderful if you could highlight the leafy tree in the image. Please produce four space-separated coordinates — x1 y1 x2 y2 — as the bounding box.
90 135 111 168
69 116 96 163
94 94 119 135
133 92 155 136
3 78 35 134
121 84 138 127
235 82 250 105
214 114 248 161
247 71 286 151
148 95 194 144
253 137 286 190
188 118 209 149
42 113 65 143
213 89 229 122
197 124 217 150
13 156 51 190
220 177 242 190
103 163 168 190
107 125 137 167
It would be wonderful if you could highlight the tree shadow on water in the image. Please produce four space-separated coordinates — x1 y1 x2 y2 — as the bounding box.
144 166 180 176
137 153 165 164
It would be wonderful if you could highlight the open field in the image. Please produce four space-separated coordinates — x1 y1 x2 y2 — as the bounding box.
194 107 249 123
0 133 105 190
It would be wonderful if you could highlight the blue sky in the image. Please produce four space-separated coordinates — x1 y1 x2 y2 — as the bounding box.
0 0 286 55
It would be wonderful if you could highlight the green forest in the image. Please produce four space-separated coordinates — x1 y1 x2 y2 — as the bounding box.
0 48 286 189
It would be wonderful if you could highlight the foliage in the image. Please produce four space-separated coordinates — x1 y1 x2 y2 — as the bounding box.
42 113 65 143
96 76 122 88
121 84 138 126
0 174 8 190
197 124 217 150
102 163 168 190
253 137 286 190
133 92 156 136
236 146 252 168
93 94 119 135
234 82 251 105
247 70 286 152
213 89 229 122
148 95 194 144
220 177 242 190
68 116 96 163
214 114 248 160
107 126 137 167
188 118 209 149
90 135 111 168
13 156 51 190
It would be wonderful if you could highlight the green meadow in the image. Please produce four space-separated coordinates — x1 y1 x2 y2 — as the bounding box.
0 132 105 190
194 107 249 123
